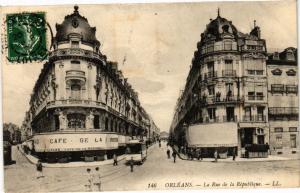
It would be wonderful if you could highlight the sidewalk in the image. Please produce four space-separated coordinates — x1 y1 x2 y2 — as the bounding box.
173 145 298 162
18 143 157 168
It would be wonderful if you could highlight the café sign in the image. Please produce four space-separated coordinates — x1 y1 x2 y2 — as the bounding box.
33 133 119 152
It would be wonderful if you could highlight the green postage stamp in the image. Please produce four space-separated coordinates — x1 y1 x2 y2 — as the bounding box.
6 12 47 63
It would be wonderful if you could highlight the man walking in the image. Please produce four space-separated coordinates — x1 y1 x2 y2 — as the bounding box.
36 160 43 179
172 151 177 163
232 147 236 161
94 167 101 191
113 153 118 166
130 157 134 172
85 168 92 192
167 149 171 159
214 149 218 162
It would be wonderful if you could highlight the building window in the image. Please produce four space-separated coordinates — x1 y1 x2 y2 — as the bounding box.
94 115 100 129
71 83 81 100
256 70 263 75
286 85 298 94
67 113 86 129
271 68 282 76
224 41 232 50
247 70 255 75
248 92 255 100
271 84 284 93
71 41 79 48
286 69 296 76
289 127 297 132
208 85 215 95
274 127 283 133
290 134 297 148
208 108 216 120
256 92 264 100
276 134 283 149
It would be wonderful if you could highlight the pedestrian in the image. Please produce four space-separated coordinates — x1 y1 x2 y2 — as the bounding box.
266 142 270 155
85 168 92 192
172 151 177 163
232 147 236 161
167 149 171 159
113 153 118 166
36 159 43 179
214 149 218 162
93 167 101 191
199 148 203 161
130 157 134 172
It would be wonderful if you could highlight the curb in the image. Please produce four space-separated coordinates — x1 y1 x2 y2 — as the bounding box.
171 146 298 163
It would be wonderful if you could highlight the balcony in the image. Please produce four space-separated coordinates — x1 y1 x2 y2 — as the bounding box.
269 107 298 115
47 99 106 109
246 95 265 101
207 71 218 79
222 70 237 77
242 115 266 122
203 115 238 123
271 84 284 94
205 95 243 105
49 48 103 63
286 85 298 94
66 70 86 82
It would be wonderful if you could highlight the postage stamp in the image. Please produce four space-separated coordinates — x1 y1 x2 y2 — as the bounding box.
6 12 47 63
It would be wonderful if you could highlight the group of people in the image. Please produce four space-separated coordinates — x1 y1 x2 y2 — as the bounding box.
166 145 177 163
85 167 101 192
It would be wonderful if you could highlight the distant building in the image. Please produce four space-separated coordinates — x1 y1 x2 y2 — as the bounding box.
267 47 299 155
160 131 169 140
23 6 159 162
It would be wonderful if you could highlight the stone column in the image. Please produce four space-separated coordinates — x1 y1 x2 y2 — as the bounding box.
86 111 94 129
58 110 67 130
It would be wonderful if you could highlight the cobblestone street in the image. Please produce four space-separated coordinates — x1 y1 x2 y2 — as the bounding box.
4 142 300 192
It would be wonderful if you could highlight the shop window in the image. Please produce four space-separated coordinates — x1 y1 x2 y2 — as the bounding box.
289 127 297 132
274 127 283 132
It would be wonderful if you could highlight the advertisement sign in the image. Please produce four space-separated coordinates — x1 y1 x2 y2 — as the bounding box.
33 132 119 152
186 122 238 147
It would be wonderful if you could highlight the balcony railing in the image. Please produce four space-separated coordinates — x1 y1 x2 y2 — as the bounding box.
203 115 238 123
269 107 299 115
49 48 103 62
66 70 86 82
271 84 284 93
242 115 266 122
206 71 218 79
286 85 298 94
246 95 265 101
222 70 236 77
206 95 243 104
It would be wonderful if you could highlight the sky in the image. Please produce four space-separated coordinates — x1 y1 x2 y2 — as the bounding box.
1 0 297 132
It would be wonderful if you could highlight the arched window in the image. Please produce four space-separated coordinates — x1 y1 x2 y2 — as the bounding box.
71 83 81 99
67 113 86 129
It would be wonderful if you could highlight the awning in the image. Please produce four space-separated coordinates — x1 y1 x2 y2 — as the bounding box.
186 122 238 148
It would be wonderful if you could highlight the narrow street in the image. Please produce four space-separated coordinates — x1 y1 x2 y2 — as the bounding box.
4 142 300 192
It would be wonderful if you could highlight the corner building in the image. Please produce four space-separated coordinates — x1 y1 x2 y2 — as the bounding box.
26 6 159 162
170 12 269 156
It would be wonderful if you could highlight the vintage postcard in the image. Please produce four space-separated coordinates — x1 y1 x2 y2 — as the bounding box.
1 0 299 192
